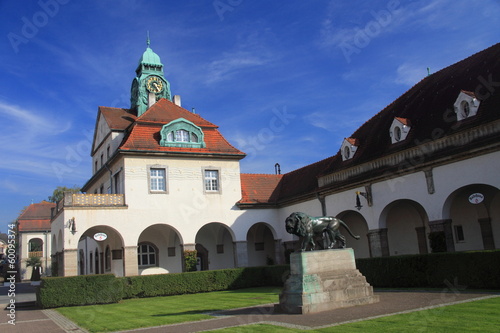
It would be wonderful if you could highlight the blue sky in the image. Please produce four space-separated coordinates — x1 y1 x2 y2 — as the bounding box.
0 0 499 232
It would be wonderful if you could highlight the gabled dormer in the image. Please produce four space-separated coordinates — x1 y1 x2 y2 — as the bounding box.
341 138 359 161
160 118 206 148
389 117 411 144
454 90 480 121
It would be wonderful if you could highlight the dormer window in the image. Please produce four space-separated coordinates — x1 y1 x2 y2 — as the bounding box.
160 118 205 148
454 90 480 121
390 117 411 144
341 138 359 161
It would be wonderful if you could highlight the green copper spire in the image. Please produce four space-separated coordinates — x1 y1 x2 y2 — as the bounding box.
130 34 172 115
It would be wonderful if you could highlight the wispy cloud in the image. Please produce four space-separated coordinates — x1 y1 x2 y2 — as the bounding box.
0 101 70 134
205 51 269 84
394 62 428 86
203 29 279 85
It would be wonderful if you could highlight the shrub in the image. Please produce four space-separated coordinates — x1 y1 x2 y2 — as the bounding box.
356 250 500 289
184 250 197 272
37 274 123 308
121 265 289 299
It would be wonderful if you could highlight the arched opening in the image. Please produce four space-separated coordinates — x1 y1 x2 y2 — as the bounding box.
51 234 57 256
381 200 429 256
28 238 43 258
246 223 277 266
336 211 370 258
137 224 183 275
78 226 124 276
195 223 235 271
443 184 499 251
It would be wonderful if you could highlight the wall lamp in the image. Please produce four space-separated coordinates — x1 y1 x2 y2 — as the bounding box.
355 185 373 210
67 217 77 234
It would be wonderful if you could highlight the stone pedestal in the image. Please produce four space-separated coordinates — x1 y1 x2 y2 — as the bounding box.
276 249 379 314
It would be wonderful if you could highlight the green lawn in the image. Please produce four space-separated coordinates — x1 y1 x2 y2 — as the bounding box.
56 288 500 333
56 287 281 332
211 297 500 333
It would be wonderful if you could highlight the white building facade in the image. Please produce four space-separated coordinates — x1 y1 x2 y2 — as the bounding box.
51 42 500 277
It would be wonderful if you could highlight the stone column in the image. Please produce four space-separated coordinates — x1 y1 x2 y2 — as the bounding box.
367 228 389 257
478 218 495 250
123 246 138 277
233 241 248 267
62 249 78 277
415 226 428 254
274 239 285 265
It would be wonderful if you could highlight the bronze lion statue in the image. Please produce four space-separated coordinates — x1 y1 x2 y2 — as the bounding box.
285 212 360 251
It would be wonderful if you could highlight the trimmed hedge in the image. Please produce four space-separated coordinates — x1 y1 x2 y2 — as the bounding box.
37 265 289 308
37 251 499 308
121 265 289 299
37 274 123 308
356 250 500 289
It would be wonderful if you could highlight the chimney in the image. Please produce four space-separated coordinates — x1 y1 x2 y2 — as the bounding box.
173 95 181 107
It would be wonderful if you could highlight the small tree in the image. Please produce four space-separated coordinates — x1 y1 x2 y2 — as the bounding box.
48 185 81 203
184 250 198 272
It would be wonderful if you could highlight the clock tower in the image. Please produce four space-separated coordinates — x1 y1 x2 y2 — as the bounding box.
130 37 172 116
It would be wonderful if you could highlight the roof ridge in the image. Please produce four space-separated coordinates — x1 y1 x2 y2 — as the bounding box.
137 98 218 127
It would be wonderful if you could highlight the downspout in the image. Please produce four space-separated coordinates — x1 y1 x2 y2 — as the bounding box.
104 162 113 194
316 192 327 216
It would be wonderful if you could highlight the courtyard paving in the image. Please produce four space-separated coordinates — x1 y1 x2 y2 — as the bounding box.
1 283 498 332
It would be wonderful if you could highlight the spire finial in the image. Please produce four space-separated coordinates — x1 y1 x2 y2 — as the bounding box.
147 31 151 47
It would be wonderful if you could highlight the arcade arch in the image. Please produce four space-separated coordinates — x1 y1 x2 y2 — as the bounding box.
381 200 429 256
195 223 235 271
137 224 183 275
246 222 277 266
336 211 370 258
78 226 124 276
444 184 499 251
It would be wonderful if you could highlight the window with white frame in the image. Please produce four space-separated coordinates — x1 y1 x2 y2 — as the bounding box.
204 169 220 192
149 167 167 192
137 243 157 266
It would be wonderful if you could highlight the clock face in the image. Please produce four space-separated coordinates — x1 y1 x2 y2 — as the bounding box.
146 76 164 93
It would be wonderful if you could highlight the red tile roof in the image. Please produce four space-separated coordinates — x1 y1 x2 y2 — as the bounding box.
113 99 245 157
99 107 136 130
394 117 411 126
239 174 283 205
17 201 55 232
345 137 359 146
